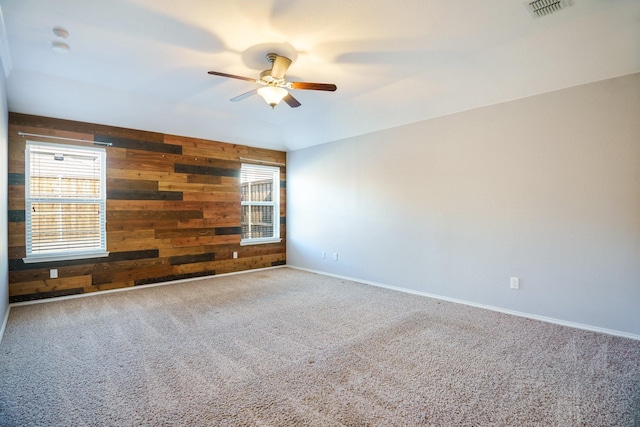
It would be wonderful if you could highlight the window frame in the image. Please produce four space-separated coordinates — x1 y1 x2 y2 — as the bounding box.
23 141 109 263
240 163 281 246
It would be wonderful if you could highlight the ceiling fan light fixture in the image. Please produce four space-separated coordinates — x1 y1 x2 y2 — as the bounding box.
258 86 288 109
208 52 336 109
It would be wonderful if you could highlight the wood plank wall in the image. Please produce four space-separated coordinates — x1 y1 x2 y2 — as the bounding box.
7 113 286 302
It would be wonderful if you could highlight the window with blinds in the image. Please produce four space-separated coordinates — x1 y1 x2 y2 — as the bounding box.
240 163 281 245
24 142 108 263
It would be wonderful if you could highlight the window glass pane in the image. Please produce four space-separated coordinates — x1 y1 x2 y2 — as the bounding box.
31 176 101 199
241 205 274 239
240 164 279 243
25 142 107 260
29 146 102 199
29 203 102 254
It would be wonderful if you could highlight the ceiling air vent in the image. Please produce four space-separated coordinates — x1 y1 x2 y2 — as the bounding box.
525 0 570 18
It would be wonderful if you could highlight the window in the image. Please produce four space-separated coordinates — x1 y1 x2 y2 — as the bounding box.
240 164 281 245
24 142 108 263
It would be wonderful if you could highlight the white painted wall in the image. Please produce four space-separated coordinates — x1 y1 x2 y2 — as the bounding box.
0 56 9 337
287 73 640 337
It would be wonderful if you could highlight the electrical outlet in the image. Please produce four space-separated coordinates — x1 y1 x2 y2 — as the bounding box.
510 277 520 290
233 251 238 259
333 253 339 261
321 251 326 259
50 269 58 279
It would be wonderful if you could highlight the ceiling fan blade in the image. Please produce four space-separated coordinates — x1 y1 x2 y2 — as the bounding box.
271 55 292 79
207 71 256 83
283 93 301 108
290 82 337 92
230 89 258 102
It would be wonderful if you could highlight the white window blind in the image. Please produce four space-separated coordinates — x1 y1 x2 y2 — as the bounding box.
240 164 281 245
25 142 108 262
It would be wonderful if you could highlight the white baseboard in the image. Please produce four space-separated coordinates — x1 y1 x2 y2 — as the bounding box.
0 304 9 345
9 265 287 307
288 265 640 341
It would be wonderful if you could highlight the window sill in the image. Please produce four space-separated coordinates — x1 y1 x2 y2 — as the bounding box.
240 238 282 246
23 251 110 264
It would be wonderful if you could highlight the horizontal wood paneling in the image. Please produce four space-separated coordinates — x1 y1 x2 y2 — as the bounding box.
8 210 24 222
95 135 183 154
7 113 286 302
107 178 158 191
9 275 93 297
106 190 184 200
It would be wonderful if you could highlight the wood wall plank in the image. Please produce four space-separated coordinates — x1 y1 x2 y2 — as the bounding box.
106 169 188 182
157 182 237 193
182 192 239 202
7 113 287 302
107 178 158 191
9 275 93 297
180 146 246 162
107 220 180 232
9 112 165 143
93 281 136 292
107 200 166 211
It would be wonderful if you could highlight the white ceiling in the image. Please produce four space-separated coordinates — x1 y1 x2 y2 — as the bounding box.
0 0 638 151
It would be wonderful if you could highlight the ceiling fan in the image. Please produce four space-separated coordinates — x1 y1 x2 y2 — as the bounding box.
207 53 337 109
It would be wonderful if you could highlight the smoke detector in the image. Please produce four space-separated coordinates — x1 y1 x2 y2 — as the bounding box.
525 0 570 18
52 27 69 38
51 41 70 54
51 27 70 53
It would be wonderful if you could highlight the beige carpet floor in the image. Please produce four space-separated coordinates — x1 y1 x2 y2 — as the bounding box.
1 267 639 426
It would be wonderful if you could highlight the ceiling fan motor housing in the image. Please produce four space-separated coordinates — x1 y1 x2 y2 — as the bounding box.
259 69 284 85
